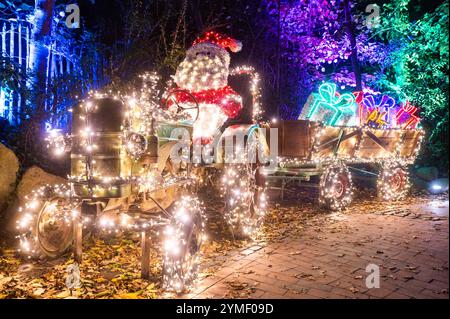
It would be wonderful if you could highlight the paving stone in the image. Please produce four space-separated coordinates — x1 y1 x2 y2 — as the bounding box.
191 198 449 299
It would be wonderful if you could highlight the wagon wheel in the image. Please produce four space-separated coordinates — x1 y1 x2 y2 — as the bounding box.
319 162 353 210
162 195 206 293
377 163 410 201
16 184 79 259
221 164 267 239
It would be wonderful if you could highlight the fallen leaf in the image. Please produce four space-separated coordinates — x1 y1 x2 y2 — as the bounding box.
226 281 248 290
55 290 71 299
95 291 111 298
116 291 142 299
349 287 359 293
33 288 46 296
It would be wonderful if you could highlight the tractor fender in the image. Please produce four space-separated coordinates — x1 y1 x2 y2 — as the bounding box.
157 141 179 172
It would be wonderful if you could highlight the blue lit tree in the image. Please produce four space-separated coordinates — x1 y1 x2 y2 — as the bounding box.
0 0 101 171
29 0 56 113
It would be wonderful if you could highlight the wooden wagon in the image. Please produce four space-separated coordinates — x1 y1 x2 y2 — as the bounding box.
264 120 424 209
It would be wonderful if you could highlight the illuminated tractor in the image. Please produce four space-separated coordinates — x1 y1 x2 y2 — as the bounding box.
16 70 269 292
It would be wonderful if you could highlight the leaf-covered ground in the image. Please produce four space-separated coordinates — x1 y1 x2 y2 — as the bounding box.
0 185 447 299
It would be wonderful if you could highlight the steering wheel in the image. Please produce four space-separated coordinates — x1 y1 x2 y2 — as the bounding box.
164 89 200 122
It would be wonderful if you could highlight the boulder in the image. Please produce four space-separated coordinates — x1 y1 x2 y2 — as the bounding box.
414 166 439 182
15 166 67 208
4 166 66 233
0 143 19 213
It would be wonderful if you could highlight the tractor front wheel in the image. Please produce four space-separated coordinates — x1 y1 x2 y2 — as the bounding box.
162 195 206 293
221 164 267 239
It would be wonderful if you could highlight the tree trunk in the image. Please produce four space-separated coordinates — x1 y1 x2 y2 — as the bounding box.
29 0 55 114
23 0 55 167
343 0 362 91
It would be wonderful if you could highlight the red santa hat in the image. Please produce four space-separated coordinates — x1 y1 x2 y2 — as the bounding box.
192 31 242 54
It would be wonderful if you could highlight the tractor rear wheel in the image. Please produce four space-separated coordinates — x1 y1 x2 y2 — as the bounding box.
16 184 79 259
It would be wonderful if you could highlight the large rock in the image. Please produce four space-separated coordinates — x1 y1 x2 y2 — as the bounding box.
5 166 66 234
15 166 67 208
0 143 19 213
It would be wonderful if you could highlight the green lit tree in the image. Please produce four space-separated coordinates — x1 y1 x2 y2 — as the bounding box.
369 0 449 172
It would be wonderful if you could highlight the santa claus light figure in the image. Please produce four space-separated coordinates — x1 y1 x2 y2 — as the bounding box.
167 32 244 144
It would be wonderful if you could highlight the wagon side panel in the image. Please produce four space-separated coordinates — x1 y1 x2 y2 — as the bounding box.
398 130 422 159
358 129 403 160
272 120 316 159
311 126 360 161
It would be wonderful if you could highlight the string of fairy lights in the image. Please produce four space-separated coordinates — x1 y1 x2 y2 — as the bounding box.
277 127 424 167
221 163 267 238
277 124 423 207
275 80 424 208
377 162 410 201
16 184 80 257
17 58 266 291
229 66 263 122
16 29 425 292
23 76 424 238
162 195 207 293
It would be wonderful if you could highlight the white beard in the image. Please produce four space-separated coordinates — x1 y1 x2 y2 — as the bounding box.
174 55 229 92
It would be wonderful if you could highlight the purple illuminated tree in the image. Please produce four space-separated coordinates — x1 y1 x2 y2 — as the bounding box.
262 0 386 117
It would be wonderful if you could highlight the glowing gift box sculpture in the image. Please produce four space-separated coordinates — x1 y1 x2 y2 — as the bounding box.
361 94 396 128
299 82 357 126
396 101 420 129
